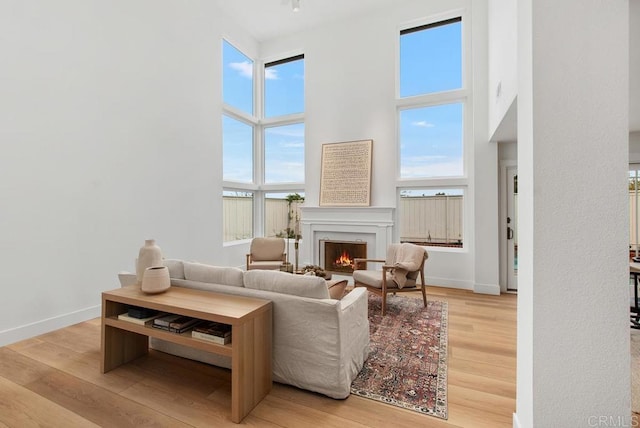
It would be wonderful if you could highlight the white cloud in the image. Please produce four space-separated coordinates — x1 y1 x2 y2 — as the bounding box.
281 142 304 148
403 155 448 162
400 158 463 178
266 127 305 138
265 68 279 80
265 160 305 183
229 61 253 78
411 121 435 128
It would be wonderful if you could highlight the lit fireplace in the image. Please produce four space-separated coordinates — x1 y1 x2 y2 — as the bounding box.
321 240 367 274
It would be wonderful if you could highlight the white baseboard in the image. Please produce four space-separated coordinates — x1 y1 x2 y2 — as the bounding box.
474 282 501 295
513 412 522 428
0 305 101 347
426 276 474 290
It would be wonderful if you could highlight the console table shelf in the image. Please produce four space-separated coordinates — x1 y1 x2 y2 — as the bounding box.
103 316 233 356
101 285 272 423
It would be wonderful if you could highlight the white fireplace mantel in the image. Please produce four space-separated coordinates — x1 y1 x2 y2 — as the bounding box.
300 207 394 266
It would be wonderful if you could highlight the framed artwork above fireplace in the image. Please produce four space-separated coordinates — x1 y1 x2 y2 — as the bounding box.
319 140 372 207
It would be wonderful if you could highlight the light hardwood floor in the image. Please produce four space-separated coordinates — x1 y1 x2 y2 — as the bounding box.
0 287 516 427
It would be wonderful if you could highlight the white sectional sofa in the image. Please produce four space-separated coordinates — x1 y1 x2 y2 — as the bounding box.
124 259 370 399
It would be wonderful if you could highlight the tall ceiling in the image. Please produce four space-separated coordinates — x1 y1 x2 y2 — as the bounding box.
213 0 406 42
216 0 639 133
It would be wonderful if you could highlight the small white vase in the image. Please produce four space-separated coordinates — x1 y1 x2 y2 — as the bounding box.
136 239 163 284
141 266 170 294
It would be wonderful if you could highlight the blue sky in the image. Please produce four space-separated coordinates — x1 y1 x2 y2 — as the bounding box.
223 41 304 183
223 19 462 184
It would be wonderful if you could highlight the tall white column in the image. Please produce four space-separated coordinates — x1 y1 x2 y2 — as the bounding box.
473 0 501 295
515 1 630 427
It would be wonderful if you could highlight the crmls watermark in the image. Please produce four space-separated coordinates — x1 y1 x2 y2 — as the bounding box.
587 415 638 427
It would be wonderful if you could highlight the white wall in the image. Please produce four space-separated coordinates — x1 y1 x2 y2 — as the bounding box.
0 0 256 345
471 0 499 295
488 0 517 138
516 0 629 426
261 0 491 291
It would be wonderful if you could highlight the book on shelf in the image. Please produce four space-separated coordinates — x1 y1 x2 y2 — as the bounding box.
153 314 184 328
117 312 164 325
192 330 231 345
168 316 203 333
152 314 202 333
127 305 159 319
191 321 232 344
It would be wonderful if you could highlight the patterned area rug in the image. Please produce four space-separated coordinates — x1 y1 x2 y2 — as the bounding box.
350 293 448 419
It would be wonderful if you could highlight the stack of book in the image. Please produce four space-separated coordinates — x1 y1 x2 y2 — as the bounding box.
153 314 203 333
117 306 164 325
192 321 232 345
128 306 157 318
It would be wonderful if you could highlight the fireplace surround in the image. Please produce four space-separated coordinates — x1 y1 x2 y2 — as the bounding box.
300 207 394 268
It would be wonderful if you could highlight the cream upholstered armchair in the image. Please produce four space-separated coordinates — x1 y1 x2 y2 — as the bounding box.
353 242 428 315
246 237 286 270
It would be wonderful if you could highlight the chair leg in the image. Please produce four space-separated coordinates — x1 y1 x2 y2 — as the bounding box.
420 267 427 307
381 267 388 316
381 292 387 316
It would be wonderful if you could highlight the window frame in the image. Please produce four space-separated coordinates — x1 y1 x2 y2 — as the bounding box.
222 42 305 243
395 10 470 252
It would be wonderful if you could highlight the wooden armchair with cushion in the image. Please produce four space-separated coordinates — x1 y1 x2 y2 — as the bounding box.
246 237 286 271
353 242 428 315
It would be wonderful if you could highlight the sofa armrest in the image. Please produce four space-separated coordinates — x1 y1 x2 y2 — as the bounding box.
339 286 367 310
118 271 137 287
338 287 370 388
339 287 369 341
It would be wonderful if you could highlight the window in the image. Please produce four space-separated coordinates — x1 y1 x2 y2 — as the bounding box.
399 189 464 248
223 191 253 242
399 103 463 178
264 55 304 118
264 123 305 184
223 115 253 183
264 192 305 238
261 54 305 237
400 18 462 97
221 42 305 242
223 40 253 114
263 54 305 185
397 16 467 249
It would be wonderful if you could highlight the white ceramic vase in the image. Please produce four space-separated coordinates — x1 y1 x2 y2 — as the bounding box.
136 239 163 284
141 266 170 294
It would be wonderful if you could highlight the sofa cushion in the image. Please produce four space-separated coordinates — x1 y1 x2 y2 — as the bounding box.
162 259 185 279
244 270 330 299
183 262 244 287
352 269 417 289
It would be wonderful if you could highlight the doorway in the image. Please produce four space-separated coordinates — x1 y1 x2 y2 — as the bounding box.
506 167 518 291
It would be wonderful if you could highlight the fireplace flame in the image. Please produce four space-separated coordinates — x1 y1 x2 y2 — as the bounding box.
334 250 354 268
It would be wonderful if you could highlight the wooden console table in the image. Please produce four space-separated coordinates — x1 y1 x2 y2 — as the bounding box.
101 285 272 423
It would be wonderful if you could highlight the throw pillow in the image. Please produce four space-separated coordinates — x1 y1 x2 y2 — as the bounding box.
244 270 330 299
162 259 185 279
183 262 244 287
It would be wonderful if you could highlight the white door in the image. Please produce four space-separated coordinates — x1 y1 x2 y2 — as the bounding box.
507 167 518 291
